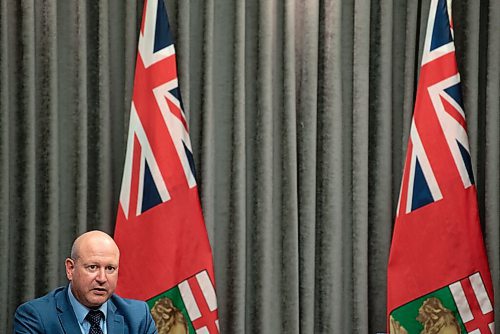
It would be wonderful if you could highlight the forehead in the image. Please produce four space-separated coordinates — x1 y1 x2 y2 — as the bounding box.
78 251 119 262
76 238 119 263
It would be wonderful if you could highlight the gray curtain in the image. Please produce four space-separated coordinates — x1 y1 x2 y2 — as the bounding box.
1 0 499 333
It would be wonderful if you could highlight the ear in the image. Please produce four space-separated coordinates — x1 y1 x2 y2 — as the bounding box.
65 258 75 281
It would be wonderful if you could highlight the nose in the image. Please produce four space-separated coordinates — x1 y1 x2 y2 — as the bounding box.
95 268 107 283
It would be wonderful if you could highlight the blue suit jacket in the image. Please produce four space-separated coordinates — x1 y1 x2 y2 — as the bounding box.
13 286 158 334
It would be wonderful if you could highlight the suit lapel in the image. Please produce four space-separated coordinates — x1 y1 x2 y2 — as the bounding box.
106 299 124 334
56 287 82 334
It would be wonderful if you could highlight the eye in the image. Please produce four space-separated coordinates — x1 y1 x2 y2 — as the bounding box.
105 266 116 274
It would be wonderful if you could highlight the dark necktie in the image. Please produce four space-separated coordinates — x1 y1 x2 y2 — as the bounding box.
85 310 104 334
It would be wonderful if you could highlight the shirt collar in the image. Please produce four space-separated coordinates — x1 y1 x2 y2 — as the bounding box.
67 284 108 325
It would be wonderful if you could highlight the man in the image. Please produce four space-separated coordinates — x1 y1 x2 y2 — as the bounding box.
14 230 158 334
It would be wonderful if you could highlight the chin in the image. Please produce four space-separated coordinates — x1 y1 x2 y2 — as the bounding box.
88 296 109 307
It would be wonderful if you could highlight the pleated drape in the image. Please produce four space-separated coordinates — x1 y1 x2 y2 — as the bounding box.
0 0 142 329
1 0 499 333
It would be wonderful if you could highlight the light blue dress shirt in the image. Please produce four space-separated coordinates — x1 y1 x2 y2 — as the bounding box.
68 284 108 334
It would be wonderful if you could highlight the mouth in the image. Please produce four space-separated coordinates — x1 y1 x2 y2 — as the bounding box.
91 288 108 295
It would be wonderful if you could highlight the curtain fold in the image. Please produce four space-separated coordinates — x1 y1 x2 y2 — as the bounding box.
351 1 371 333
296 2 320 331
367 0 393 330
315 0 345 332
280 0 300 332
0 0 9 328
34 0 59 294
13 0 37 305
1 0 499 333
484 0 500 324
73 0 89 235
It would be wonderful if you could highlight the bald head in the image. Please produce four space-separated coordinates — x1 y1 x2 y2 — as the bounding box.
70 230 120 260
65 230 120 308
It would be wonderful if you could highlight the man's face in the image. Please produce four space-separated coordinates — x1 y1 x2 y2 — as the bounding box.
65 237 119 308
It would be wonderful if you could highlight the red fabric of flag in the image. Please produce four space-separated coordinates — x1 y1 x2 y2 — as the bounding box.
113 1 219 330
387 0 494 332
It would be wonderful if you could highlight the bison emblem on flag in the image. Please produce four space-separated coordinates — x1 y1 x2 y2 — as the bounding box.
148 270 219 334
390 273 494 334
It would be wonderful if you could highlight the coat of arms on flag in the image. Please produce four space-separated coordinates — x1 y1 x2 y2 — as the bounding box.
387 0 494 333
114 0 220 333
390 273 494 334
148 270 219 333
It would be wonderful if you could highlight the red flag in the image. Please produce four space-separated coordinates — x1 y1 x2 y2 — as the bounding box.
387 0 494 333
114 1 219 332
